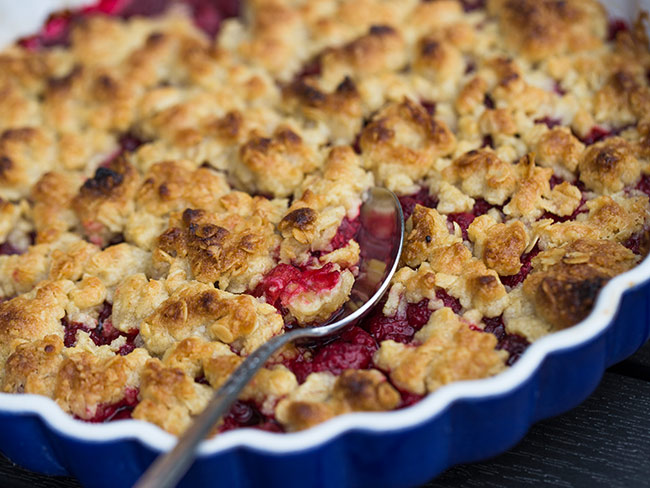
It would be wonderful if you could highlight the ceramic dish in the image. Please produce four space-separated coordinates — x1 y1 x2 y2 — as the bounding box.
0 1 649 487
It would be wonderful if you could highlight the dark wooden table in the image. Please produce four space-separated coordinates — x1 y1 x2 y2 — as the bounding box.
2 341 650 488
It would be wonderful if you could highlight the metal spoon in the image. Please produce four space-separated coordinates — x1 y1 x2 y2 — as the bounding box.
134 187 405 488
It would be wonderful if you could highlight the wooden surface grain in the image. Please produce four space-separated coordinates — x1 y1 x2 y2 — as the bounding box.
2 342 650 488
430 372 650 488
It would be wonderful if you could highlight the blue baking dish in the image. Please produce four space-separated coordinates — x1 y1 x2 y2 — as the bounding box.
0 254 648 488
0 1 649 486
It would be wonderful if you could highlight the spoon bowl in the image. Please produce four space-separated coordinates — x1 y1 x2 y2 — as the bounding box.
135 187 405 488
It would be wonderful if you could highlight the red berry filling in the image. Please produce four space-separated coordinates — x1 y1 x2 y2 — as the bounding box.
364 292 458 344
446 212 474 240
63 302 138 355
194 374 210 385
624 233 643 255
578 126 612 145
636 173 650 198
398 187 439 220
499 245 540 289
295 57 323 80
81 387 139 423
435 289 462 314
311 327 377 374
18 11 75 50
481 134 494 148
364 308 413 345
447 198 494 240
219 400 283 433
541 199 587 224
553 81 567 96
324 217 360 253
0 241 23 256
608 19 629 41
624 230 650 256
483 93 495 109
420 100 436 116
482 316 529 366
459 0 486 12
0 231 35 256
534 116 562 129
252 263 341 312
396 387 425 408
472 198 493 215
549 174 564 189
581 124 634 146
284 327 378 383
118 132 147 153
404 298 432 326
19 0 239 50
541 175 588 223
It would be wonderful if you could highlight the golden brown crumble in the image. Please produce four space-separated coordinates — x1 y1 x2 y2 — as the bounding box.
0 0 647 436
523 239 638 328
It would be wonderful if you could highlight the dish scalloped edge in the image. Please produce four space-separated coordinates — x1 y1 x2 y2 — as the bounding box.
0 1 649 486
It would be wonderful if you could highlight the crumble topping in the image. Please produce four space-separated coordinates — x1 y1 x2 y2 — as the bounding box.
374 307 507 394
523 238 637 328
275 369 400 431
360 98 456 192
132 358 212 435
0 0 648 435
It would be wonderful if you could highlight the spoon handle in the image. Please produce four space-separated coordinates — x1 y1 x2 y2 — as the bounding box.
134 187 404 488
134 328 309 488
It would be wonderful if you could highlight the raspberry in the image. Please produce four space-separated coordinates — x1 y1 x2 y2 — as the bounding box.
553 81 567 96
340 326 377 349
436 289 462 314
459 0 485 12
636 174 650 198
579 126 611 145
219 401 263 432
446 212 475 240
311 342 374 375
82 387 139 423
397 389 425 408
0 241 22 256
534 117 562 129
473 198 493 216
398 188 438 220
63 302 138 353
326 217 360 252
608 19 629 41
549 175 564 189
366 313 413 344
499 246 540 288
420 100 436 116
482 315 530 365
283 327 377 381
253 263 340 310
406 299 433 328
481 134 494 148
624 232 650 256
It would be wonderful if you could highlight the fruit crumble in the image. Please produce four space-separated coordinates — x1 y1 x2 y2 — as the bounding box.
0 0 649 435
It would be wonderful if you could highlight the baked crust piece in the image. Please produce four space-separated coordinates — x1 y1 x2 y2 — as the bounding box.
0 0 648 436
154 196 282 292
523 239 637 329
487 0 607 61
275 369 400 431
374 307 507 395
361 99 456 192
